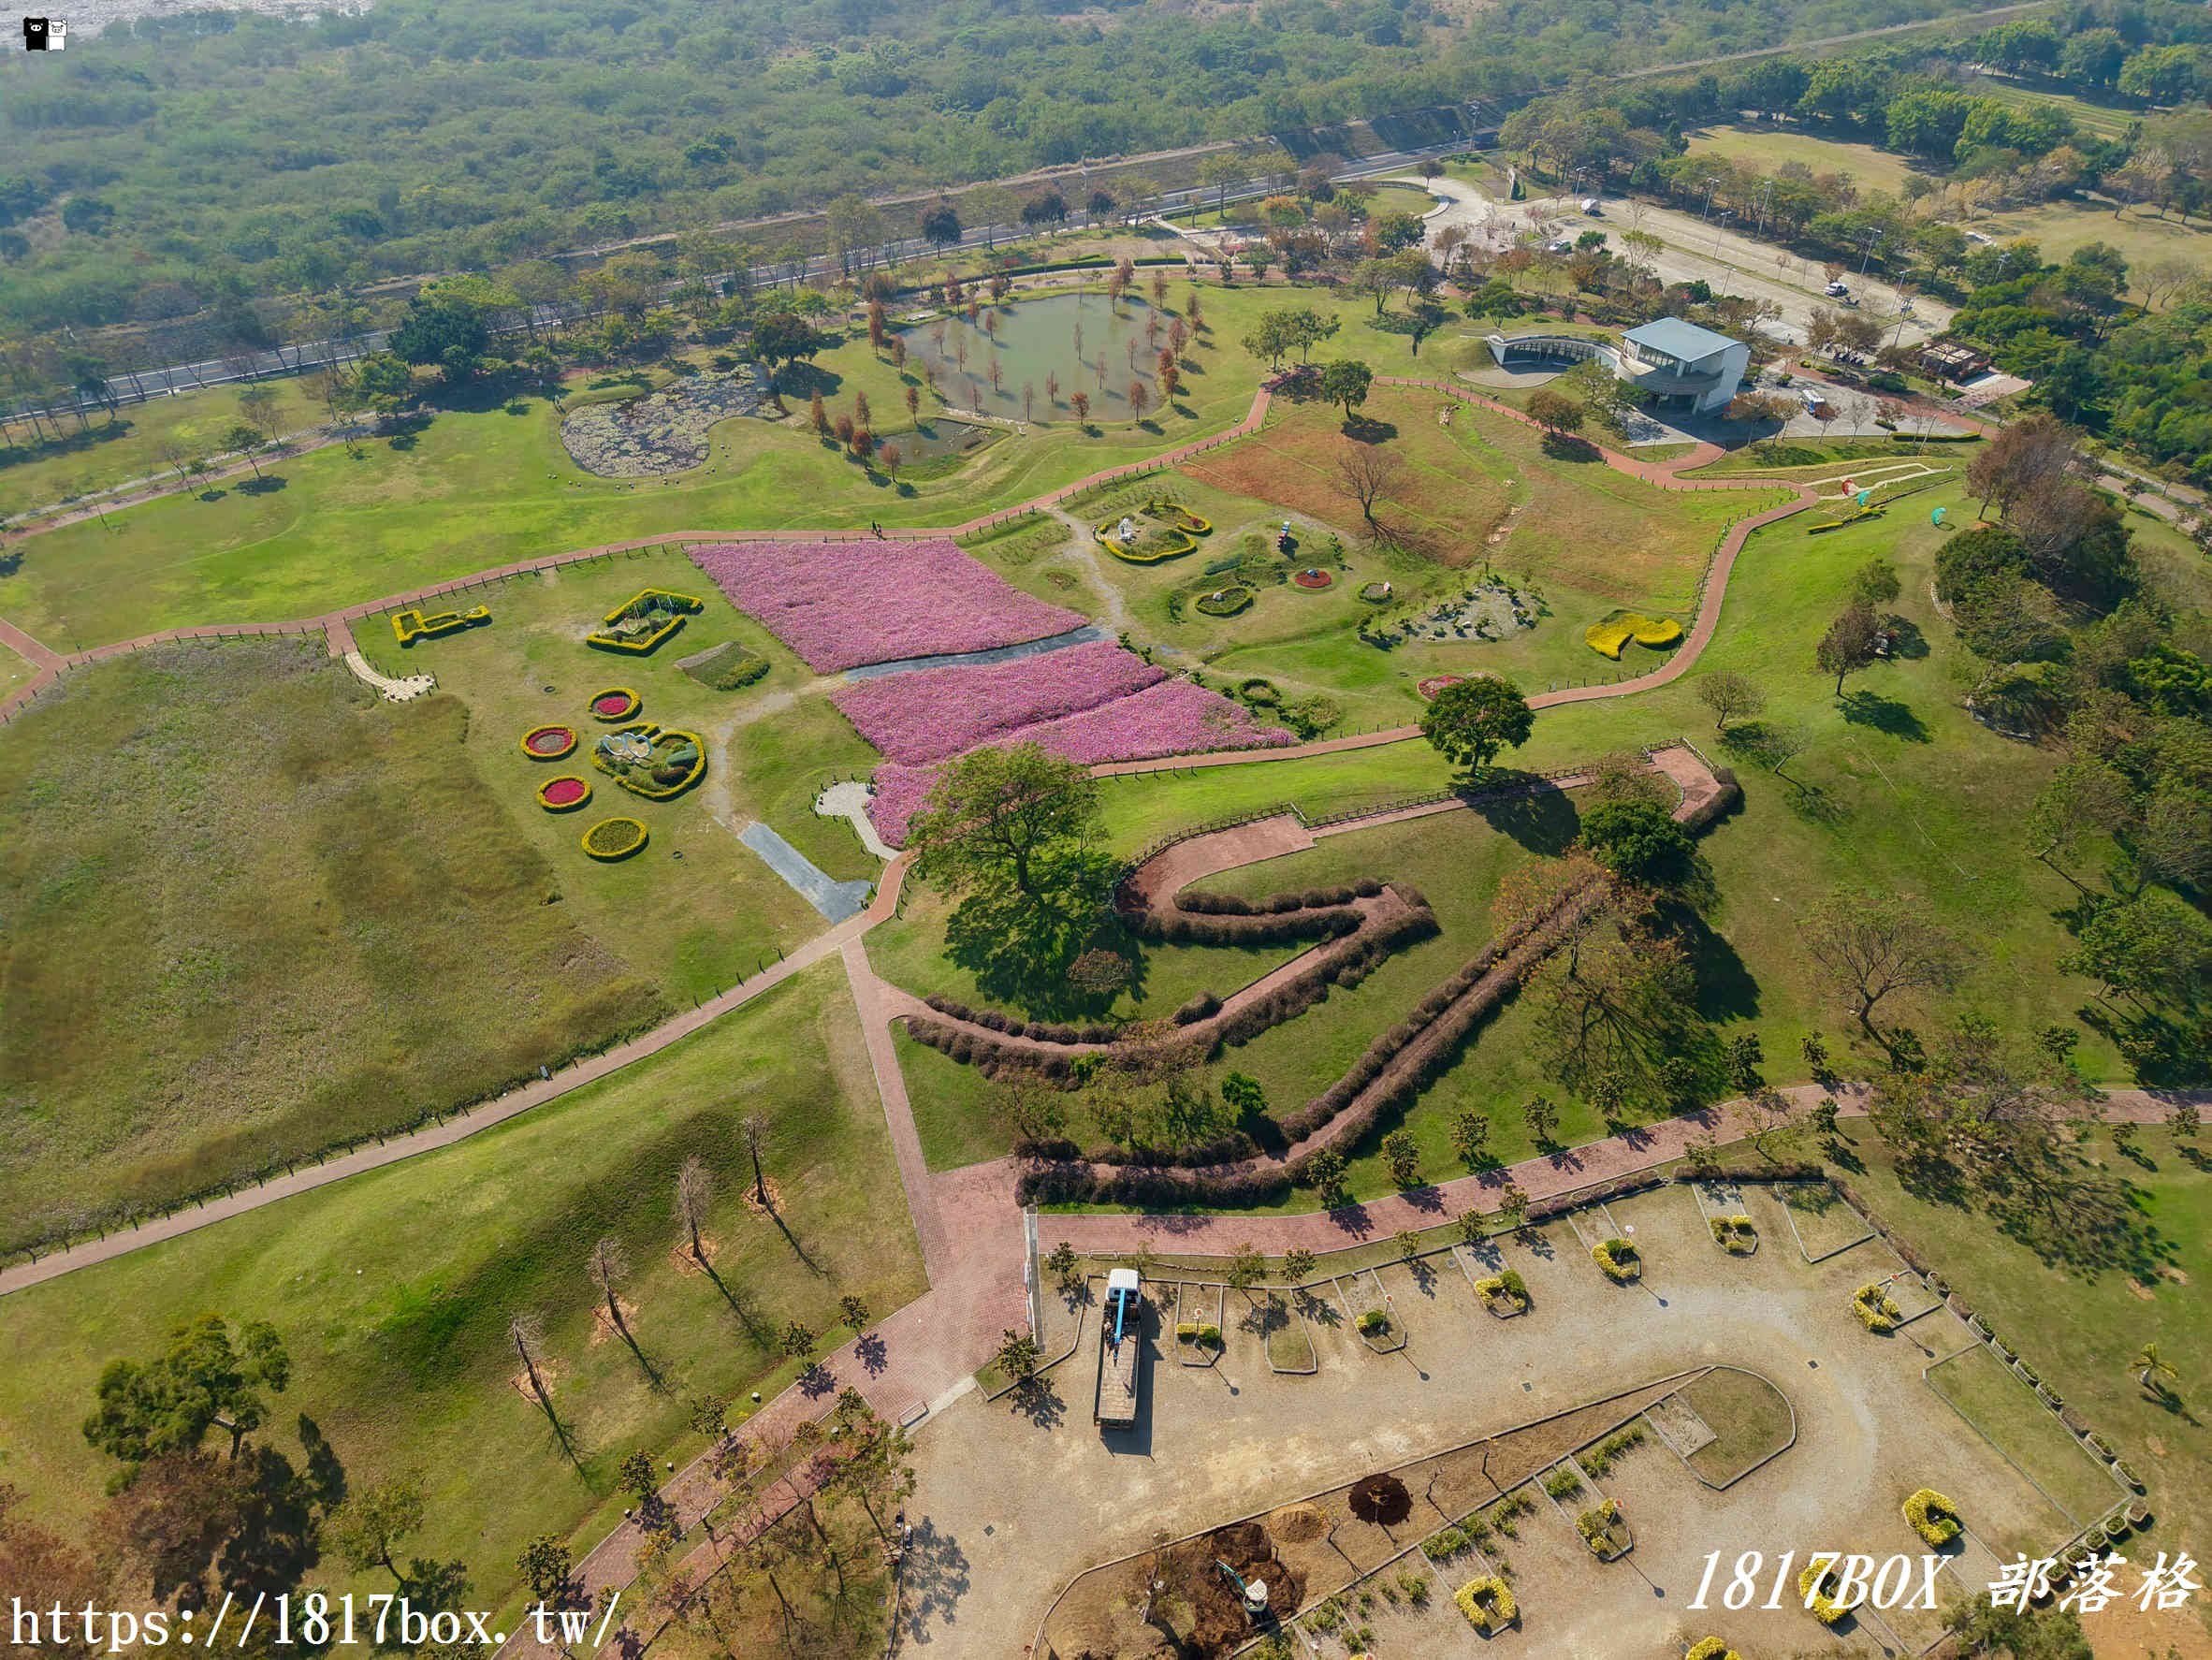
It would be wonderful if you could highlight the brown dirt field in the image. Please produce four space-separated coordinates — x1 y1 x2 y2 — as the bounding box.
1181 386 1773 608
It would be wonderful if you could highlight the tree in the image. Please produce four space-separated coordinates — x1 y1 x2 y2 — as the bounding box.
675 1155 713 1264
1282 1247 1317 1288
389 296 490 382
1045 1241 1080 1290
1451 1108 1492 1169
749 310 826 408
1070 389 1091 424
1419 676 1535 775
587 1236 633 1337
1128 379 1150 423
1695 671 1764 731
222 424 267 481
2026 761 2132 893
1798 888 1964 1036
1302 1146 1348 1203
2130 1341 2178 1395
328 1473 426 1584
1526 388 1584 436
907 742 1101 901
508 1314 552 1413
993 1327 1041 1390
743 1111 770 1205
1522 1094 1560 1147
1318 357 1373 420
238 382 280 439
83 1316 291 1477
1851 557 1901 612
1384 1130 1423 1187
920 201 961 250
1334 441 1404 528
1579 799 1696 889
1497 1182 1531 1232
1226 1242 1266 1294
517 1534 572 1605
838 1293 870 1333
779 1322 816 1361
1815 599 1882 695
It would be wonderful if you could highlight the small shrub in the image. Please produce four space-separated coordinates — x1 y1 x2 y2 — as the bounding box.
1853 1282 1901 1332
1901 1489 1960 1547
1593 1238 1641 1282
1799 1561 1845 1625
1543 1466 1580 1500
1685 1639 1739 1660
1357 1308 1389 1335
1175 1321 1199 1343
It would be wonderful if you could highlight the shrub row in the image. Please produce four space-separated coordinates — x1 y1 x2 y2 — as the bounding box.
1143 907 1361 947
1175 880 1375 914
919 994 1117 1045
1013 1162 1293 1209
1671 1161 1825 1184
1172 991 1220 1026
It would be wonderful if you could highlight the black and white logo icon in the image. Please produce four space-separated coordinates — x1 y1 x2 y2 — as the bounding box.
23 15 65 47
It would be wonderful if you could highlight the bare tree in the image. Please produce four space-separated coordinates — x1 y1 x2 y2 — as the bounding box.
509 1313 552 1409
1695 671 1765 731
743 1112 770 1205
588 1237 632 1337
675 1155 713 1264
1756 720 1812 787
1334 441 1404 529
1797 889 1964 1036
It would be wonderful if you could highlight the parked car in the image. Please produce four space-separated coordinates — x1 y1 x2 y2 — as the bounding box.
1581 198 1602 214
1824 279 1850 298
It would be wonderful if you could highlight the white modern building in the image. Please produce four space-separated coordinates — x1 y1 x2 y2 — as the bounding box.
1488 317 1752 415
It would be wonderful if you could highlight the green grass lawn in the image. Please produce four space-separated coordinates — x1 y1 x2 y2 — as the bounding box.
1808 1120 2204 1559
0 959 924 1627
352 546 872 998
0 637 668 1248
1684 123 1926 200
1 377 327 527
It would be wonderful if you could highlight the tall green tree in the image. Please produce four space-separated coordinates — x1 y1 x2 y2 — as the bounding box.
83 1316 291 1478
908 743 1101 900
1419 676 1535 775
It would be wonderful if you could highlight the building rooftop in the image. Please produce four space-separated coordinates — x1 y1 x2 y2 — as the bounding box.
1623 318 1742 363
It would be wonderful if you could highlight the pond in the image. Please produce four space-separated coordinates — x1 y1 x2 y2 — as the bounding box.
897 293 1174 425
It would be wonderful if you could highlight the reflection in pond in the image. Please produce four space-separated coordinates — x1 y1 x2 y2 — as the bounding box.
898 294 1174 424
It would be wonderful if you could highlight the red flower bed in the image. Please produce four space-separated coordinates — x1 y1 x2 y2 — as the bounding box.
522 724 577 759
1418 676 1465 700
1293 568 1333 590
592 692 639 719
538 776 591 809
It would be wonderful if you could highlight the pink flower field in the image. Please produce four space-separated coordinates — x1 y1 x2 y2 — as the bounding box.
832 640 1168 764
689 538 1084 672
865 676 1292 844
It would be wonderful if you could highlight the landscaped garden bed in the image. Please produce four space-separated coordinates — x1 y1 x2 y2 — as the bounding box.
590 722 706 799
1417 675 1465 699
520 723 577 760
558 371 762 476
1193 584 1254 617
587 589 704 655
1291 567 1333 590
1384 581 1534 648
1709 1214 1757 1254
1453 1576 1517 1635
1853 1280 1903 1332
1096 500 1210 564
582 816 649 860
1583 609 1682 659
589 687 641 721
831 639 1165 764
1344 1271 1404 1353
1592 1237 1642 1283
1575 1495 1634 1561
1476 1268 1530 1318
1260 1294 1317 1374
677 640 770 691
536 775 592 812
392 603 490 647
1902 1488 1961 1546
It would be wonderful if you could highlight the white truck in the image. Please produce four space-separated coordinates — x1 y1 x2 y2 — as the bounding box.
1094 1267 1144 1427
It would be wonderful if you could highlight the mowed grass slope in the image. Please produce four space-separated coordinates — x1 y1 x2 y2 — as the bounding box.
0 961 925 1624
0 639 671 1246
0 282 1492 652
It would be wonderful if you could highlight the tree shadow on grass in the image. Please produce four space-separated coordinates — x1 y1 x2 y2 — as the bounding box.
1663 902 1762 1023
1466 775 1582 855
1838 689 1929 742
1342 415 1398 444
237 473 288 495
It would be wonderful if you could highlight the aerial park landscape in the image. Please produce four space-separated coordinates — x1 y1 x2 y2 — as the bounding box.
3 22 2210 1655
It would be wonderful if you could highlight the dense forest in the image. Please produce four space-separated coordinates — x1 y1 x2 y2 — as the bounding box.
1 0 2001 333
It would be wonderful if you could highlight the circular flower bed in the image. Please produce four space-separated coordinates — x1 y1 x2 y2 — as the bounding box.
537 776 592 812
521 724 577 760
1418 675 1466 700
1194 585 1254 617
589 687 641 721
1359 580 1393 604
1293 568 1333 590
582 816 650 860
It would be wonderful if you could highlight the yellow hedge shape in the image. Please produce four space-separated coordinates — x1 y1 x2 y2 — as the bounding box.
1454 1577 1517 1634
1853 1283 1901 1332
582 816 649 861
1584 611 1682 659
1799 1561 1845 1625
1593 1238 1641 1282
1903 1489 1961 1547
1685 1640 1739 1660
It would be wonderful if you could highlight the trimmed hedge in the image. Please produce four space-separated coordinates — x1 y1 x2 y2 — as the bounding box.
1453 1577 1516 1634
1799 1561 1845 1625
1853 1282 1901 1332
1685 1639 1740 1660
1903 1489 1960 1547
1593 1238 1641 1282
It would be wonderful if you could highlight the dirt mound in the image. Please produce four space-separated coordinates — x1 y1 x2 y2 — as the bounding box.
1166 1522 1308 1657
1349 1472 1412 1526
1270 1503 1328 1542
